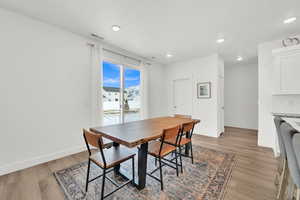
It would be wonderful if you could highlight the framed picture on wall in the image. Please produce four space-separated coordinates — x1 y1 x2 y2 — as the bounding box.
197 82 211 98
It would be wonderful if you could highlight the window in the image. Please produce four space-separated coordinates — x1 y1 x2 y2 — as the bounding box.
102 60 141 125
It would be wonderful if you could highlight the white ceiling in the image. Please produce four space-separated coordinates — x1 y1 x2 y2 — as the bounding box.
0 0 299 65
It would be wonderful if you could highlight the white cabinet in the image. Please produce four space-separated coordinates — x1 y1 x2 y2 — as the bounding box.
272 45 300 95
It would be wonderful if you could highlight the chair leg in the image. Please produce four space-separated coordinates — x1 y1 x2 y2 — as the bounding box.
296 188 300 200
179 147 183 173
277 159 286 199
174 150 179 177
287 176 295 200
279 163 289 200
85 159 91 192
190 142 194 164
132 157 135 184
101 169 106 200
159 157 164 191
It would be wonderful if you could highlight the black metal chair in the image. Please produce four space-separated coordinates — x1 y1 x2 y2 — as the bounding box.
147 125 181 190
83 129 135 200
164 121 195 173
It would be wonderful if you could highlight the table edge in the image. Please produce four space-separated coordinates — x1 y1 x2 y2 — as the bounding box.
90 127 162 148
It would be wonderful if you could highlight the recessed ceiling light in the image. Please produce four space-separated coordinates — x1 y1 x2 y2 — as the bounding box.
216 38 225 43
236 56 243 61
166 53 173 58
112 25 121 31
284 17 296 24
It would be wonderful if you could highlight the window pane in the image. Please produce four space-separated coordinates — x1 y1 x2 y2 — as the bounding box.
124 67 141 123
102 61 121 125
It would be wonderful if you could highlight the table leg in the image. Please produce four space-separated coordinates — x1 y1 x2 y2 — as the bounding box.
113 142 120 174
137 142 148 190
112 141 148 190
185 132 191 155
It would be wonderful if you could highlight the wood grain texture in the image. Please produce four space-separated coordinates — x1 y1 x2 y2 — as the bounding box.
147 141 176 157
165 137 191 146
0 126 277 200
174 114 192 119
90 117 194 148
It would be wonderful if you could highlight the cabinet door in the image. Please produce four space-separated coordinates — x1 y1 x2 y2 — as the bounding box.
273 46 300 94
280 53 300 92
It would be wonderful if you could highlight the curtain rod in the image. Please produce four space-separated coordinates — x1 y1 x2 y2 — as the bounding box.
87 43 151 65
103 48 142 63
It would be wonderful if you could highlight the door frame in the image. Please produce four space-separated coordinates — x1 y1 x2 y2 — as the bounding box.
218 75 225 136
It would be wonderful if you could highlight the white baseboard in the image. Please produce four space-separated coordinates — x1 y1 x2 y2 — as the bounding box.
194 132 219 138
0 145 86 176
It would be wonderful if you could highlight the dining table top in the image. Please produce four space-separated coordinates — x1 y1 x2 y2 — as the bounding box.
90 116 200 148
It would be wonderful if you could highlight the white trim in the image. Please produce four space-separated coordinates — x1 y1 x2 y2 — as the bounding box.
194 132 219 138
0 145 86 176
90 44 103 126
140 63 149 119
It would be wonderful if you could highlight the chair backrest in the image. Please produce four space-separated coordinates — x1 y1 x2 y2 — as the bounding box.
158 125 181 156
174 114 192 119
182 122 194 133
274 116 286 158
193 119 201 125
83 129 107 166
182 121 196 139
83 129 103 149
280 122 300 187
163 125 181 141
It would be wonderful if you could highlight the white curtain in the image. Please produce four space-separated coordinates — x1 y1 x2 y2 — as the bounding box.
140 62 149 119
89 43 103 126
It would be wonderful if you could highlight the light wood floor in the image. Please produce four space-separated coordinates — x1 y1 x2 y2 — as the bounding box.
0 127 277 200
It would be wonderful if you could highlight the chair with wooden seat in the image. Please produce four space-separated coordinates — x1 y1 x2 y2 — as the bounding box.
165 121 196 173
83 129 135 200
147 125 181 190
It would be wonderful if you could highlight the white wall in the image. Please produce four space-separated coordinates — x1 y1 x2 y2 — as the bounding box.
165 54 224 137
0 8 167 175
258 34 300 151
147 63 167 118
0 8 92 175
224 63 258 130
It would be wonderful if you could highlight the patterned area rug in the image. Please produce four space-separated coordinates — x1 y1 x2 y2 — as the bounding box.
54 145 235 200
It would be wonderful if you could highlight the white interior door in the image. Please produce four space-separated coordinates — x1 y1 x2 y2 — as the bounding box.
173 78 192 115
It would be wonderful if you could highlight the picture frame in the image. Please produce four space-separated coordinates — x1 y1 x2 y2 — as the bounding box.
197 82 211 98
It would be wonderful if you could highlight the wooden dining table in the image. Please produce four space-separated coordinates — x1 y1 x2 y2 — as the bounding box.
90 116 199 190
